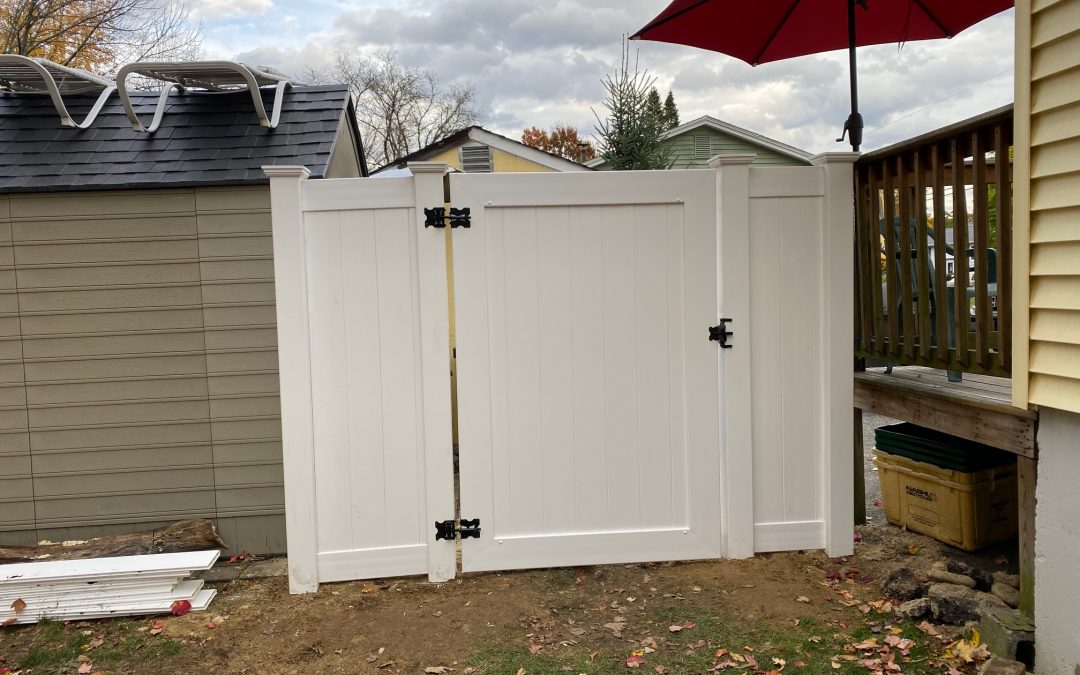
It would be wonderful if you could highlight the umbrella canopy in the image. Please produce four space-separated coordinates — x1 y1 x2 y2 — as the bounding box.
632 0 1013 151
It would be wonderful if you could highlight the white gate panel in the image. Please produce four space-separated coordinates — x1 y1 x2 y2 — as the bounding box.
268 165 455 593
450 171 728 572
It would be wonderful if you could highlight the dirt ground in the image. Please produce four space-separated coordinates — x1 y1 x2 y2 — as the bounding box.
0 519 1015 675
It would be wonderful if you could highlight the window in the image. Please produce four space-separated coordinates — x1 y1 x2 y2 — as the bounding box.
461 144 492 172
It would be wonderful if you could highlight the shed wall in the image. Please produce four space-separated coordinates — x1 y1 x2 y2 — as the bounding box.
664 128 807 169
0 186 285 554
1015 0 1080 412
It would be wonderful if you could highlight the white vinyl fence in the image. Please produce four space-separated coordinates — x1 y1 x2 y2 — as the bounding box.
267 154 857 594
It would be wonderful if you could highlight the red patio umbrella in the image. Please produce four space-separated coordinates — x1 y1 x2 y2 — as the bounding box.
631 0 1013 151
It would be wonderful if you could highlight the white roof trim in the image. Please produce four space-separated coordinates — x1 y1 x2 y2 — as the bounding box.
465 128 590 172
663 116 813 162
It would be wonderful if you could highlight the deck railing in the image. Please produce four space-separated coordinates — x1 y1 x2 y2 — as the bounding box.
854 105 1013 377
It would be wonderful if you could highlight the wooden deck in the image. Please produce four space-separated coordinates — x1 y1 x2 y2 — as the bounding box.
853 365 1038 616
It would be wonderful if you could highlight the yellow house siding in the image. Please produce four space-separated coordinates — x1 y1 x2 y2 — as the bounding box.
0 186 286 553
491 148 556 172
1015 0 1080 413
425 144 557 173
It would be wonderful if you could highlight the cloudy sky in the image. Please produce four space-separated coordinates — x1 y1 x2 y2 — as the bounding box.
190 0 1015 155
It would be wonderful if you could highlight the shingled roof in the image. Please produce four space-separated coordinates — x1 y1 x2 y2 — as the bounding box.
0 84 366 194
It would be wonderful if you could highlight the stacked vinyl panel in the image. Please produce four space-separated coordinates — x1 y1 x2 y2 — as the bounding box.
0 550 218 624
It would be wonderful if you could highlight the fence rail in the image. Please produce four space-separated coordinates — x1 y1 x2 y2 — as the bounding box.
854 105 1013 377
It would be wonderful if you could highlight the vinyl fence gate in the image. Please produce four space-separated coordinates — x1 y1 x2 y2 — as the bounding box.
266 155 858 594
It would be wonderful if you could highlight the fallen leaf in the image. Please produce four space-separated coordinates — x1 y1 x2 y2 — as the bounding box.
78 664 93 674
528 645 542 655
853 532 863 542
1 618 16 628
655 667 666 674
170 600 191 616
205 622 217 630
906 544 921 555
515 669 526 675
10 599 25 614
149 620 166 636
772 658 787 670
668 625 683 633
570 628 586 636
873 499 882 507
424 667 451 674
796 596 810 603
683 620 696 630
626 653 646 668
794 661 806 668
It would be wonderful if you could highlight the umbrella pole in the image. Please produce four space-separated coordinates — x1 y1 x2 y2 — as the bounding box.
840 0 864 152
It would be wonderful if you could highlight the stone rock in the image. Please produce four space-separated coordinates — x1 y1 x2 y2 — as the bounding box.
992 571 1021 590
897 597 931 619
980 609 1036 667
976 591 1009 614
948 559 995 590
991 582 1020 608
929 583 980 624
884 568 926 601
928 567 978 588
979 657 1027 675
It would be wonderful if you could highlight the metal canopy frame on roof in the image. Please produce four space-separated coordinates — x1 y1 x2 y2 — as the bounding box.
0 55 116 129
116 60 291 133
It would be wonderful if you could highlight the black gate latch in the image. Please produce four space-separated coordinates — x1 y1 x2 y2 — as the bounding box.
709 319 733 348
435 518 481 540
424 207 472 229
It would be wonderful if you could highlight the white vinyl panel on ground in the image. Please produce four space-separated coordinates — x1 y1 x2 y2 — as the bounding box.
778 197 822 523
451 170 724 573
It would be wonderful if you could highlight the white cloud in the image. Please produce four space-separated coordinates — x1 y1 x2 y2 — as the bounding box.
189 0 275 20
227 1 1015 155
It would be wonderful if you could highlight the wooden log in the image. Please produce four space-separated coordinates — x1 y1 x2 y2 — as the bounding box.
0 520 227 564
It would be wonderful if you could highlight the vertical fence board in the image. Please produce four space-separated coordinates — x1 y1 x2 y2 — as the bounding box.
931 144 949 364
914 150 932 360
882 161 899 357
972 131 991 370
897 155 915 361
995 123 1013 372
951 137 969 368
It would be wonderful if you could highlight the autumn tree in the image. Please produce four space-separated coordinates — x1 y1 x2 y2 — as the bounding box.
309 51 480 169
0 0 201 73
593 38 671 170
521 124 596 162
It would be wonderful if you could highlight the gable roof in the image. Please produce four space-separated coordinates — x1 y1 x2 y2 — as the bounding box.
0 84 367 194
375 125 591 173
584 115 812 167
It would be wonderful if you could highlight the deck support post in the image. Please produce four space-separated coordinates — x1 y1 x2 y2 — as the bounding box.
1017 454 1036 618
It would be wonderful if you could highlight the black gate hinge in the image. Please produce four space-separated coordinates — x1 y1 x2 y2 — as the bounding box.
424 207 471 229
434 518 481 541
709 319 733 349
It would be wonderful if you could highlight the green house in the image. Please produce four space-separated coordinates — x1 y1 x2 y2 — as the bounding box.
586 115 813 169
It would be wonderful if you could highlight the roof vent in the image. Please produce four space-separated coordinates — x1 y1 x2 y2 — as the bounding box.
116 60 291 133
461 143 492 173
0 55 116 129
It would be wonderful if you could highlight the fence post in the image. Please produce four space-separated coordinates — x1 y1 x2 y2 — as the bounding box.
710 154 755 558
263 165 318 593
812 152 859 557
408 162 457 583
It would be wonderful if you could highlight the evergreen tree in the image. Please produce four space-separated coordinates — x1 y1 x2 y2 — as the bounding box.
663 90 680 129
646 87 664 125
593 39 671 171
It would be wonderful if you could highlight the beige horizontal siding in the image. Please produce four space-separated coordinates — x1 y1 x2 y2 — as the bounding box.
0 196 35 532
0 186 285 552
1017 1 1080 413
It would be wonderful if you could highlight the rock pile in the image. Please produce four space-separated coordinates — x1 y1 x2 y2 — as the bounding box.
883 560 1022 625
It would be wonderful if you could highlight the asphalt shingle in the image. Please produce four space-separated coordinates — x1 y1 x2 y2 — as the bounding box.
0 84 358 193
